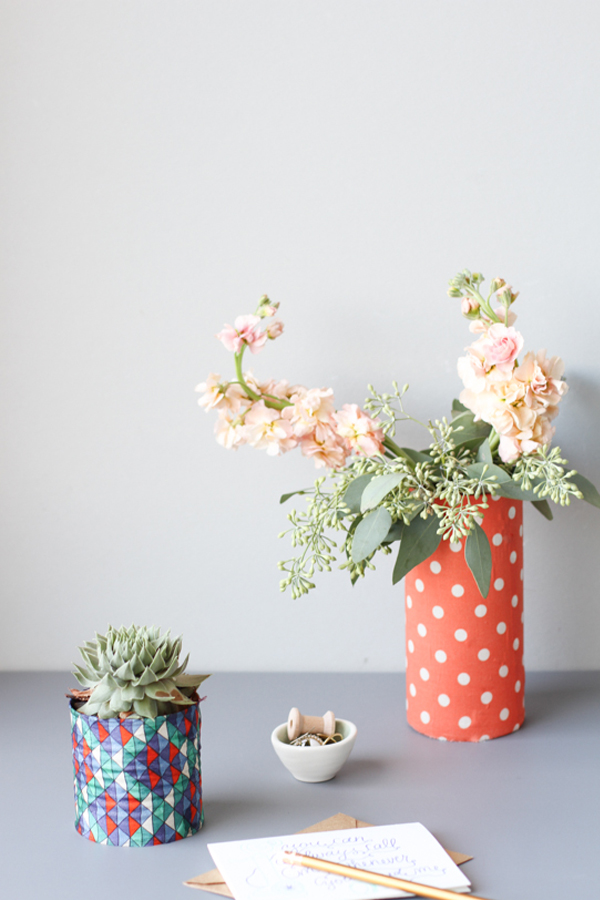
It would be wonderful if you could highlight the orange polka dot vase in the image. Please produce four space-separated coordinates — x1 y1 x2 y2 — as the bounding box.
405 496 524 741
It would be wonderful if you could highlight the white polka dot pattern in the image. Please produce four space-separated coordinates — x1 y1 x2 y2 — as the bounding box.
404 496 525 741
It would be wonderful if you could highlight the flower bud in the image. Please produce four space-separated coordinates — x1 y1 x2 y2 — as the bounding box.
460 296 480 318
496 284 519 306
266 319 284 339
256 295 280 318
490 277 506 293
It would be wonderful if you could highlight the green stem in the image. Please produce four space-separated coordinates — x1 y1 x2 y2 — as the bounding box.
383 436 417 468
471 288 502 324
488 427 501 454
234 349 292 411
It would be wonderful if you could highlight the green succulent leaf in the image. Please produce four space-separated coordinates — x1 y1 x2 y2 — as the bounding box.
360 473 404 513
134 696 158 718
114 660 135 681
351 508 393 563
176 673 211 689
465 522 492 598
72 624 209 719
392 514 442 585
569 473 600 509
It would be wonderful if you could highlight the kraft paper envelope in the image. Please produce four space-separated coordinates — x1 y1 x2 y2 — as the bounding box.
184 812 473 895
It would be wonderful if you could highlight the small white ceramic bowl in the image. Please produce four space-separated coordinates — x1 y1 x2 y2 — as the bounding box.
270 718 357 783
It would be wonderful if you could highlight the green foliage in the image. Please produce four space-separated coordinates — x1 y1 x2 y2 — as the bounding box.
278 383 598 600
73 625 210 719
392 514 442 585
569 473 600 509
352 508 393 563
465 522 492 598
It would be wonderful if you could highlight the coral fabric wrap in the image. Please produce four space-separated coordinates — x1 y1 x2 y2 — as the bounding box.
405 497 525 742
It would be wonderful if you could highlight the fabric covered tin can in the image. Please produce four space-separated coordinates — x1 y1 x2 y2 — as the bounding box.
70 699 203 845
405 496 525 742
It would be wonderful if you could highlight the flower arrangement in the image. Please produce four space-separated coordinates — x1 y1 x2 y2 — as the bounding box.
197 272 599 599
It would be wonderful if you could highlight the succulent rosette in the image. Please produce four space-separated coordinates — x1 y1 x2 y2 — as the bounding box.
72 624 209 718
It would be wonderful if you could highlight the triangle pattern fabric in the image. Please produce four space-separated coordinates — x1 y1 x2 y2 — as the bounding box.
70 699 203 846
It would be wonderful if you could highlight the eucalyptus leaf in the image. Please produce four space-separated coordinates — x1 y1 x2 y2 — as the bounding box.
400 447 433 465
382 521 404 544
569 472 600 509
360 473 404 512
476 439 493 466
351 508 393 563
342 474 374 515
280 489 308 504
532 499 553 521
497 480 538 501
465 462 511 484
449 412 492 450
465 522 492 598
452 398 469 416
392 514 442 585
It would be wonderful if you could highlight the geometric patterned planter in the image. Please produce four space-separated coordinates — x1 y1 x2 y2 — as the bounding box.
70 699 203 846
405 496 525 742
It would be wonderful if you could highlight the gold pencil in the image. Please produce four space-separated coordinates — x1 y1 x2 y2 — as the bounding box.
282 850 494 900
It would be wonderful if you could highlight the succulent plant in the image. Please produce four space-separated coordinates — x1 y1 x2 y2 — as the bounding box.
72 624 209 719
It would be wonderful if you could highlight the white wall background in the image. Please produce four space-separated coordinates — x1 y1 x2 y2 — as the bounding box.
1 0 599 672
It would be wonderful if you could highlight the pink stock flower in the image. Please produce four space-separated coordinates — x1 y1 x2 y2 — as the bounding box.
477 323 524 373
243 401 297 456
299 427 349 469
460 343 567 464
332 404 384 457
256 377 295 400
469 307 517 333
216 315 268 355
196 373 248 414
214 410 247 450
458 323 524 393
284 387 336 438
515 350 568 413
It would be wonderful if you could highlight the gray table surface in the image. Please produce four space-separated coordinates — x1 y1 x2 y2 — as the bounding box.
1 671 599 900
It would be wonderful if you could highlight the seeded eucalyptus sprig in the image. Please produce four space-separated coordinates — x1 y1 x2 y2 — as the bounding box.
279 383 595 600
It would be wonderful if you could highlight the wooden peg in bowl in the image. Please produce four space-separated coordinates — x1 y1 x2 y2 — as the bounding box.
287 707 336 741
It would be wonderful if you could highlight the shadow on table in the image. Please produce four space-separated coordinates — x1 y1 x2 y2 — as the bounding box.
335 755 398 784
524 673 600 728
